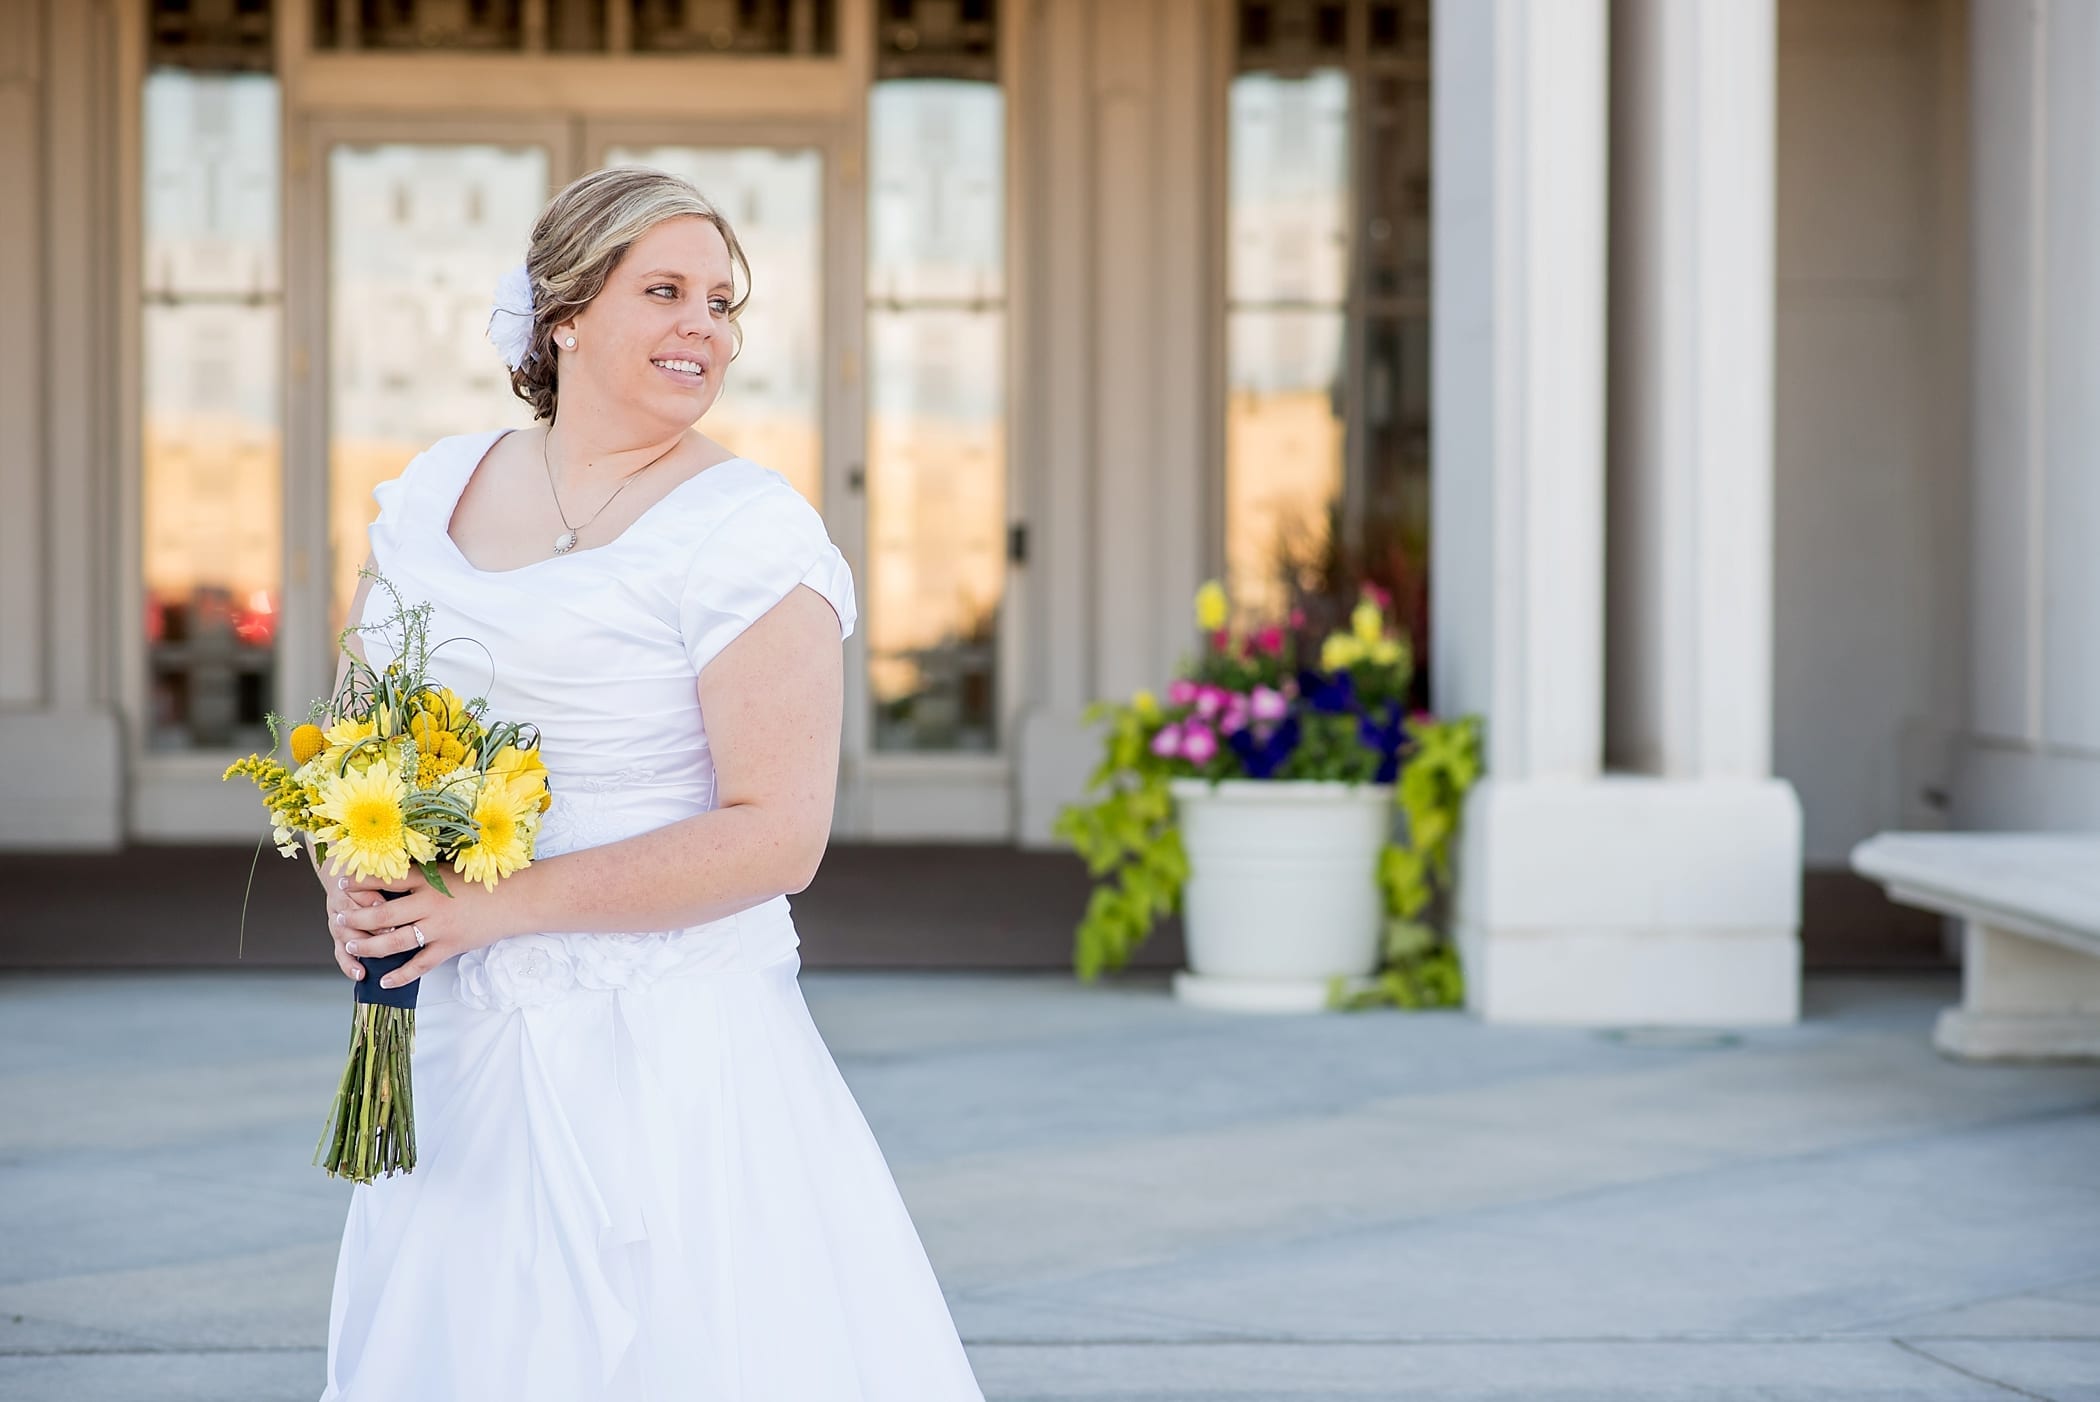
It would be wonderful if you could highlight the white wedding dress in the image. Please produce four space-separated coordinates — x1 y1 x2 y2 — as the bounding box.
322 429 983 1401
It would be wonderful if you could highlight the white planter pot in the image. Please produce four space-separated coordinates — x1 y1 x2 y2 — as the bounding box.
1168 778 1395 1013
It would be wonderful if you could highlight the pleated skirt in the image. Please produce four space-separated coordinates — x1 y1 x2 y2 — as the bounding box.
320 949 984 1401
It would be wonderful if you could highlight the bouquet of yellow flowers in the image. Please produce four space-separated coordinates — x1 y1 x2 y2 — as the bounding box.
225 572 551 1183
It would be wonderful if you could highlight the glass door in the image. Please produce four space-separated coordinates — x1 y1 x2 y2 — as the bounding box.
583 125 896 836
590 139 830 510
587 115 1017 841
320 134 558 630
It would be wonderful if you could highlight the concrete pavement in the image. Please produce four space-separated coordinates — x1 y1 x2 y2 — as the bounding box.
3 968 2097 1400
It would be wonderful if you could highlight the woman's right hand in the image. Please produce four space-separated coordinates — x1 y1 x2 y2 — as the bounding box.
315 859 389 981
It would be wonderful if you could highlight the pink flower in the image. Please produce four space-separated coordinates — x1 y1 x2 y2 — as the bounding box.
1150 723 1183 758
1218 693 1252 736
1193 686 1227 720
1361 582 1393 610
1288 608 1307 629
1180 721 1219 765
1253 625 1284 656
1209 628 1232 654
1166 679 1200 707
1250 684 1289 723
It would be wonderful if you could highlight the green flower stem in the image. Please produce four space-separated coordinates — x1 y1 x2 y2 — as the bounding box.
314 1003 419 1183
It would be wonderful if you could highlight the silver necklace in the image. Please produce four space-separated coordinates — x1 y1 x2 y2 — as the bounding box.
542 430 682 556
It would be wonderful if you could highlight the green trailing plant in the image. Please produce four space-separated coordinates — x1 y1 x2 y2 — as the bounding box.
1053 694 1190 981
1329 713 1482 1010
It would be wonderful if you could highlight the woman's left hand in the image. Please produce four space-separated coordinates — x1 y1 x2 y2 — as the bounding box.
333 866 517 989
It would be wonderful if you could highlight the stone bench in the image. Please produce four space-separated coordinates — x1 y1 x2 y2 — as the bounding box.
1850 833 2100 1061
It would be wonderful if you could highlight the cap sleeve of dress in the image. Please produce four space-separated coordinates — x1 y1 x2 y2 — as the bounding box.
679 475 857 677
366 447 433 565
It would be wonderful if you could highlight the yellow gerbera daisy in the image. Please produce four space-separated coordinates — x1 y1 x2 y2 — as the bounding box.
414 686 473 731
320 714 379 771
452 777 538 891
313 757 433 883
487 742 553 812
1193 579 1229 633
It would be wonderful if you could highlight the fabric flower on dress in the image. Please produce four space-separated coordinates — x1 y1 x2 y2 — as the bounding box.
487 261 537 370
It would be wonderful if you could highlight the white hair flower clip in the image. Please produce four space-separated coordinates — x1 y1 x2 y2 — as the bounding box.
487 261 537 371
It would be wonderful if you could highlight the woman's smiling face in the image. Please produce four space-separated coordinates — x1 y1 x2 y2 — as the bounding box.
556 215 738 431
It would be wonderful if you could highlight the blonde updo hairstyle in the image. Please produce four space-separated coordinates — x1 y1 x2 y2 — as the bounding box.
510 166 752 422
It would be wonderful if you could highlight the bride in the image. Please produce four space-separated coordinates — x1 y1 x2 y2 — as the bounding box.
314 166 984 1400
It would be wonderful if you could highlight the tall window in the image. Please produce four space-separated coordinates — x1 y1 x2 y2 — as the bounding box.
325 145 547 626
1227 0 1431 653
307 0 837 54
141 7 282 752
865 1 1005 752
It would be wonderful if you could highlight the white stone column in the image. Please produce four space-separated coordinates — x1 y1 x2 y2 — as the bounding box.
1435 0 1802 1027
1432 0 1609 789
0 0 125 849
1015 0 1218 846
1960 0 2100 829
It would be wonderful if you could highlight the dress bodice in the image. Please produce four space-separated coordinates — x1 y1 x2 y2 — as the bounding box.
361 428 856 1005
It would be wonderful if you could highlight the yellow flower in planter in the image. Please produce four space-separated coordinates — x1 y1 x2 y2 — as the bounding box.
1194 579 1229 633
1368 636 1409 670
1131 689 1160 722
1350 598 1384 645
1321 633 1364 673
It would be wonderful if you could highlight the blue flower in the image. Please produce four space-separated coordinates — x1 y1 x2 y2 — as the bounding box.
1299 669 1357 715
1229 715 1301 779
1360 701 1408 783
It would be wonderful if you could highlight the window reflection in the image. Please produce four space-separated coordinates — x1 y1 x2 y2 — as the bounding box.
607 145 825 507
327 144 546 626
142 71 282 752
1226 70 1350 616
866 80 1006 752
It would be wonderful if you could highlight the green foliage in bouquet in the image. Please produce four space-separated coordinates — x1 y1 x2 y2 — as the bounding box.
224 570 552 1183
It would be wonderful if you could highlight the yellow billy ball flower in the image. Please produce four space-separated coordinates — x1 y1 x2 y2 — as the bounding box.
1193 579 1229 633
452 778 537 892
289 724 326 766
1369 636 1410 670
407 713 472 788
312 757 433 883
1131 688 1160 722
1350 598 1385 646
1320 633 1364 673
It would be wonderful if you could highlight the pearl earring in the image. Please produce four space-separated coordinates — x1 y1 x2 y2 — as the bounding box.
562 335 577 348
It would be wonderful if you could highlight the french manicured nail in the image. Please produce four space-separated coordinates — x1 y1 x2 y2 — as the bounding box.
345 940 360 953
353 967 364 980
379 977 395 989
336 877 348 891
333 911 345 926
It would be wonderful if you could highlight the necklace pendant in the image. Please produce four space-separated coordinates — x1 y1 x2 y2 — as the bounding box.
553 529 579 555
